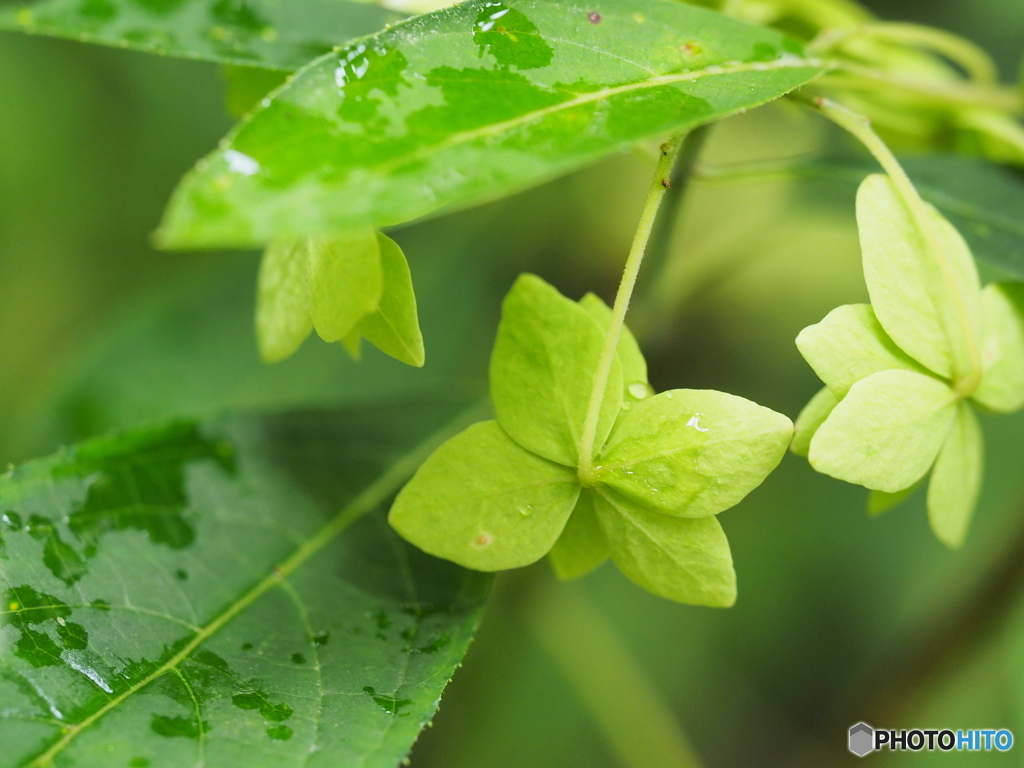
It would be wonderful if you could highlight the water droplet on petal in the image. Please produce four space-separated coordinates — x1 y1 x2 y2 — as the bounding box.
518 505 533 517
628 383 648 399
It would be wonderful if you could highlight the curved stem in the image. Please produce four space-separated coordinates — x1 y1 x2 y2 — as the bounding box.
810 97 982 395
812 22 999 84
528 581 704 768
817 62 1022 114
577 134 686 483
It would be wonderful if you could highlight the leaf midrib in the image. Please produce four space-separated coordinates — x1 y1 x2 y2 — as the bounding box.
365 58 822 181
20 404 483 768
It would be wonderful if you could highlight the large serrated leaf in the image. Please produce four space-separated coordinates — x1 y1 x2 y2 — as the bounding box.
157 0 823 247
0 0 399 71
0 403 489 768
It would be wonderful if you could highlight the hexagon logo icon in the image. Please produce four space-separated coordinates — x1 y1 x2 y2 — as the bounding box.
849 722 875 757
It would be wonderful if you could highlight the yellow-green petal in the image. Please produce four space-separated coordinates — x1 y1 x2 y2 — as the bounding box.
309 229 382 343
809 369 957 493
791 386 838 458
548 490 609 581
858 173 981 380
927 402 984 548
256 238 313 363
490 274 622 467
593 487 735 607
597 389 792 518
389 420 580 571
355 234 425 367
796 303 926 399
973 282 1024 413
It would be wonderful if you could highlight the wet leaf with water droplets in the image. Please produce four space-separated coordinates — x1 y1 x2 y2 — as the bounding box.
0 403 489 768
0 0 400 70
156 0 823 247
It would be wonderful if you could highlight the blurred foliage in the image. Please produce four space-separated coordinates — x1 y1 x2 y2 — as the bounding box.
1 0 1022 765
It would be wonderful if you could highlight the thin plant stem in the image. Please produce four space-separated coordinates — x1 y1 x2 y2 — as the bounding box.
528 581 705 768
630 128 711 343
816 63 1022 114
810 97 983 395
811 22 999 84
576 133 686 483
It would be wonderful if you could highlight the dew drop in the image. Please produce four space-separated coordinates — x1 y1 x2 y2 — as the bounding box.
628 383 648 399
518 505 533 517
291 653 306 665
665 392 674 399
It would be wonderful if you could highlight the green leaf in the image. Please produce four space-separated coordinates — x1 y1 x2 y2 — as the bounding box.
548 490 609 580
595 390 792 518
308 230 383 343
389 420 581 571
791 386 838 458
927 402 984 548
255 238 312 363
593 487 735 607
156 0 823 247
0 0 399 70
973 282 1024 413
353 234 426 368
857 173 981 380
809 369 957 493
490 274 622 467
578 293 651 403
795 303 926 399
0 403 490 768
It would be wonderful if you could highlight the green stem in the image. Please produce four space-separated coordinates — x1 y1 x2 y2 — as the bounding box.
810 97 982 394
528 581 704 768
629 129 711 344
577 134 685 483
812 22 999 84
817 62 1023 114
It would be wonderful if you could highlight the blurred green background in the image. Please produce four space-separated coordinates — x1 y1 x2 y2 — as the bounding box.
2 0 1023 765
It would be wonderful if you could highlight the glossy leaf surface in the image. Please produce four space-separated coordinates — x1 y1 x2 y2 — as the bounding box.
0 0 399 70
157 0 823 247
0 403 489 768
